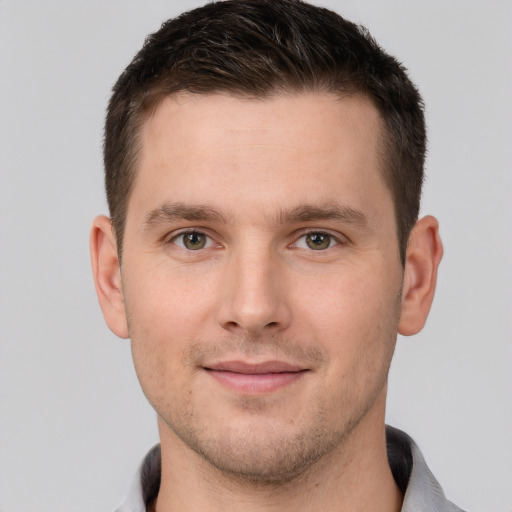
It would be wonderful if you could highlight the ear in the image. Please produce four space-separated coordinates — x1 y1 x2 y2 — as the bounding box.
90 215 129 338
398 215 443 336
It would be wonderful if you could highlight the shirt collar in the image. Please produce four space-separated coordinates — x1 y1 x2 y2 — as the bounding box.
386 426 464 512
115 426 464 512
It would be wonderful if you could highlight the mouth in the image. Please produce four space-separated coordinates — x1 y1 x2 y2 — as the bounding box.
203 360 309 394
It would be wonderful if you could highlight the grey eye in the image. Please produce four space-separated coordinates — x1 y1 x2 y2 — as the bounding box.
173 231 210 250
305 232 332 250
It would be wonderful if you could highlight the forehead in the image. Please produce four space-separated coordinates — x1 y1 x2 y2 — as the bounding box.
142 92 383 158
130 92 391 225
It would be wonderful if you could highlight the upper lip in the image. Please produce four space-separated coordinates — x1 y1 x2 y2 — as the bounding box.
204 360 305 374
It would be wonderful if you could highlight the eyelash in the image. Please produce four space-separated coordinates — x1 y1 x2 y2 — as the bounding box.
291 230 344 251
169 230 217 251
168 229 346 252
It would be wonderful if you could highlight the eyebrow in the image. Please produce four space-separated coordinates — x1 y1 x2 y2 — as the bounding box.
143 203 230 229
278 204 369 228
142 202 370 230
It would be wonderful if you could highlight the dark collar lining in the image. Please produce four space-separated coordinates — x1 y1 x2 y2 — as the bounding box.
386 425 413 494
139 426 414 506
140 444 161 507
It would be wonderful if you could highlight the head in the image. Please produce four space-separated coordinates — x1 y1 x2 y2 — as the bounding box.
104 0 426 264
92 0 442 488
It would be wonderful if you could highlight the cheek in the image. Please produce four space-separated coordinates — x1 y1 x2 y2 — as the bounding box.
125 260 218 336
296 273 401 424
293 264 402 364
123 265 218 400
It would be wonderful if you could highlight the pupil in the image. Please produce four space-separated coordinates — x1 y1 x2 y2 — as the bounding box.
307 233 330 250
185 232 206 249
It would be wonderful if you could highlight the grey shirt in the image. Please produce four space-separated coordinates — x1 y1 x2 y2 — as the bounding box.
115 426 465 512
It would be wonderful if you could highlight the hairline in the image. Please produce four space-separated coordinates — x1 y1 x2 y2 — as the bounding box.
114 87 405 263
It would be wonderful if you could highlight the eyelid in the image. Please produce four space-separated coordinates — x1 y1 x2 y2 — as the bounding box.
163 227 348 251
167 228 220 250
290 229 348 250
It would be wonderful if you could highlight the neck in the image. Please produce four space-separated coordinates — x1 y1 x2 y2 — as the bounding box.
153 393 402 512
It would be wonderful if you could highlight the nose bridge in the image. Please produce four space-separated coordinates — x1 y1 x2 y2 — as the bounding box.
217 238 290 334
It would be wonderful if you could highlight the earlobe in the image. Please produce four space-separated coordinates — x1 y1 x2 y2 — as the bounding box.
398 215 443 336
90 215 129 339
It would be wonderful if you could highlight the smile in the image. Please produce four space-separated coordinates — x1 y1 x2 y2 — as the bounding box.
204 361 309 394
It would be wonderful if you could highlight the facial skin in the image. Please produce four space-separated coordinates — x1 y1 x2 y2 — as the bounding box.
91 92 442 511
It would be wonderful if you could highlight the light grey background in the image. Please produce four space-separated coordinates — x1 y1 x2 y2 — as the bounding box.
1 1 510 511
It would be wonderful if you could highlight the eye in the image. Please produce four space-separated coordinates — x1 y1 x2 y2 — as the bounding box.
171 231 215 250
294 232 339 251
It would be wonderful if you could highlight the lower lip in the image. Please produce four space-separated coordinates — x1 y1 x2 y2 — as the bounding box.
205 369 306 394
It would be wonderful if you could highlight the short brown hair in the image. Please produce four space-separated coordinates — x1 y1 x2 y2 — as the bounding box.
104 0 426 263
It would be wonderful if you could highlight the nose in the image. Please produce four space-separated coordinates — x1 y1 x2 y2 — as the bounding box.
217 246 292 336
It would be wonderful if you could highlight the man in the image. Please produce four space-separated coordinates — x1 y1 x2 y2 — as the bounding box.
90 1 462 510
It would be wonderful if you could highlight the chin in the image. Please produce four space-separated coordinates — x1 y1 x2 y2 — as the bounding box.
199 431 330 485
166 410 356 486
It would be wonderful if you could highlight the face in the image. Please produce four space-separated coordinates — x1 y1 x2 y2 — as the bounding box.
120 93 405 482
